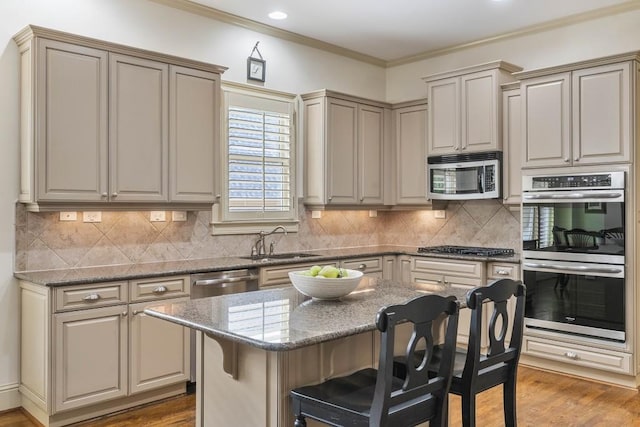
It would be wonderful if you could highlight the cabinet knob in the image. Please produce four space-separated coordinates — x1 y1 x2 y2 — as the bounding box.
83 293 101 301
455 147 460 151
328 196 333 201
112 192 118 197
132 310 140 315
121 311 128 317
101 192 108 198
153 285 168 294
564 351 579 360
357 264 366 271
563 158 570 163
360 197 364 202
574 157 579 162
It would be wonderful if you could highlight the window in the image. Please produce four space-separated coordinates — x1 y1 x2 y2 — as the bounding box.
522 205 554 248
212 83 298 234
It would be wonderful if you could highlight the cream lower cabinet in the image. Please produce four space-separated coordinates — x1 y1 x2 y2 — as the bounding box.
411 257 484 346
259 260 339 289
20 276 190 427
340 256 385 278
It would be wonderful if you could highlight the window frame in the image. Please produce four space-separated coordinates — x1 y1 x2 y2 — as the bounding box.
212 82 299 235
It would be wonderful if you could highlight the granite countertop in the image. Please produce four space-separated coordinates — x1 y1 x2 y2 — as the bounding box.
13 245 520 286
144 276 471 351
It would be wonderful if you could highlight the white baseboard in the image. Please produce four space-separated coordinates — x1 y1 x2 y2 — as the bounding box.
0 383 21 412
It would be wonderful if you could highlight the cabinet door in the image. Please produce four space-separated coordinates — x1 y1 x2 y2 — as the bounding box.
358 104 384 204
36 39 108 202
129 299 190 394
572 62 631 165
394 104 429 205
502 88 521 204
169 66 219 202
427 77 460 155
382 255 396 281
54 305 128 413
461 70 499 152
341 256 383 278
521 73 571 168
326 98 358 204
444 276 484 347
109 54 169 202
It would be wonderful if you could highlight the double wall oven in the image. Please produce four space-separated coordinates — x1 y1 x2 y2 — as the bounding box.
521 171 626 342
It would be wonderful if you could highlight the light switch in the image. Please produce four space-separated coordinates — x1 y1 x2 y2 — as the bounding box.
172 211 187 222
434 210 446 219
59 212 77 221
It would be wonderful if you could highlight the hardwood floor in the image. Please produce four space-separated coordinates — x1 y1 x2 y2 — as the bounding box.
1 367 639 426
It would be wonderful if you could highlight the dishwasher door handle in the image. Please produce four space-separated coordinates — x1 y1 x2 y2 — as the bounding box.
194 275 259 287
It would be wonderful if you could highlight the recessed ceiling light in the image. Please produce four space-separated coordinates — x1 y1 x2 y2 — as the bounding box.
268 11 287 20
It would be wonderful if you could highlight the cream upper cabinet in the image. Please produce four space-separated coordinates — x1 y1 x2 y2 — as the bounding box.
393 100 429 205
424 61 522 156
501 84 522 205
169 66 219 203
302 90 389 208
14 26 226 211
517 55 637 169
28 39 109 203
109 54 169 203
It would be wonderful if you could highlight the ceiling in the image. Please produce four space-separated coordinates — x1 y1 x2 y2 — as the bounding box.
182 0 639 65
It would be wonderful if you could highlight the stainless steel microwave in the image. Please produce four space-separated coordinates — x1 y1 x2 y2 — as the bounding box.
427 151 501 200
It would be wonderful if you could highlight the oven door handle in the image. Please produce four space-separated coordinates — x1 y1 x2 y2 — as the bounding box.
194 275 259 287
523 263 623 274
523 192 622 200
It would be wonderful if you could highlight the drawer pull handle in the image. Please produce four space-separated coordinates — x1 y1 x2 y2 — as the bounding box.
132 310 140 315
496 270 509 275
358 264 367 271
153 286 168 294
564 351 579 360
83 293 101 301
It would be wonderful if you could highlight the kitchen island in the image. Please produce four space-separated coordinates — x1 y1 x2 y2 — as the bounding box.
145 277 469 427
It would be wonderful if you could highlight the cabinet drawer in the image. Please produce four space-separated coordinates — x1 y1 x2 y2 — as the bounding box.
523 336 632 375
130 275 190 302
55 282 128 312
487 263 519 280
259 261 337 288
341 257 382 273
413 257 483 278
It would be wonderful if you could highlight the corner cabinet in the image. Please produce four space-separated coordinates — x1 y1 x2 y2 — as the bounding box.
20 276 190 426
516 53 638 169
13 25 225 211
392 100 429 206
302 90 390 209
423 61 522 156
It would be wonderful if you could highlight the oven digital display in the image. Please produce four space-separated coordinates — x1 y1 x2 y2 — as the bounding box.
531 174 612 189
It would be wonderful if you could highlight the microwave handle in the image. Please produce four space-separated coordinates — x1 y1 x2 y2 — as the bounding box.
478 168 484 193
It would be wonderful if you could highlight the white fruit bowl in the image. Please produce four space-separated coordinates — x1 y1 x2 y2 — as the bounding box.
288 269 364 300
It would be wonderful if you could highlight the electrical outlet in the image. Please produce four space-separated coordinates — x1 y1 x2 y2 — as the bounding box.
172 211 187 222
434 210 446 219
368 210 377 218
150 211 166 222
59 212 77 221
311 210 322 219
82 212 102 223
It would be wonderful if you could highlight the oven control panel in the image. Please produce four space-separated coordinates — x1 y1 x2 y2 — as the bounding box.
524 171 625 191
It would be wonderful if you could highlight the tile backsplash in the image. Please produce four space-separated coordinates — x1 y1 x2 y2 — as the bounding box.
14 200 521 271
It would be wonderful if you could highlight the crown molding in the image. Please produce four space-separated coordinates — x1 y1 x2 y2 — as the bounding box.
387 1 640 67
149 0 387 67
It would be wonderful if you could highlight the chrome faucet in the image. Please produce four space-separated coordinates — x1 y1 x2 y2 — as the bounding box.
252 225 287 257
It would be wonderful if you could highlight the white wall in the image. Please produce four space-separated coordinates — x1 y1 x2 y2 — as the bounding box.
0 0 386 410
386 8 640 102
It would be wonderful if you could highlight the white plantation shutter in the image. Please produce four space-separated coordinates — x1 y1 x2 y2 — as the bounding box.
213 85 298 234
522 205 554 247
228 106 291 213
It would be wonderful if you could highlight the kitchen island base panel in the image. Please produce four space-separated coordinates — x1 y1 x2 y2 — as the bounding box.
20 383 185 427
197 324 430 427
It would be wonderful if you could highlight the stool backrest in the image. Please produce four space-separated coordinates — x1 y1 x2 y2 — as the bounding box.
464 279 526 381
371 294 459 425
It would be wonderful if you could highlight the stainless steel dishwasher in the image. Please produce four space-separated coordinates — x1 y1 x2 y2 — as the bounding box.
189 269 259 382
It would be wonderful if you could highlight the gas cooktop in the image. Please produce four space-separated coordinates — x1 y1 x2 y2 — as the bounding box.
417 246 515 257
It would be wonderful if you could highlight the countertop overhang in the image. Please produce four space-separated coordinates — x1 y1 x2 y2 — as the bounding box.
14 245 520 287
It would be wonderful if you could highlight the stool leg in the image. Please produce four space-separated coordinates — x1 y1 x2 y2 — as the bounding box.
294 415 307 427
504 376 518 427
461 394 476 427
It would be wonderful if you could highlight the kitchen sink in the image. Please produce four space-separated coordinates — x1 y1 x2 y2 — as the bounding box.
239 252 321 261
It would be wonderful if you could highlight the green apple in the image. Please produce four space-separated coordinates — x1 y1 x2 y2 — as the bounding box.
318 265 340 278
308 265 322 277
